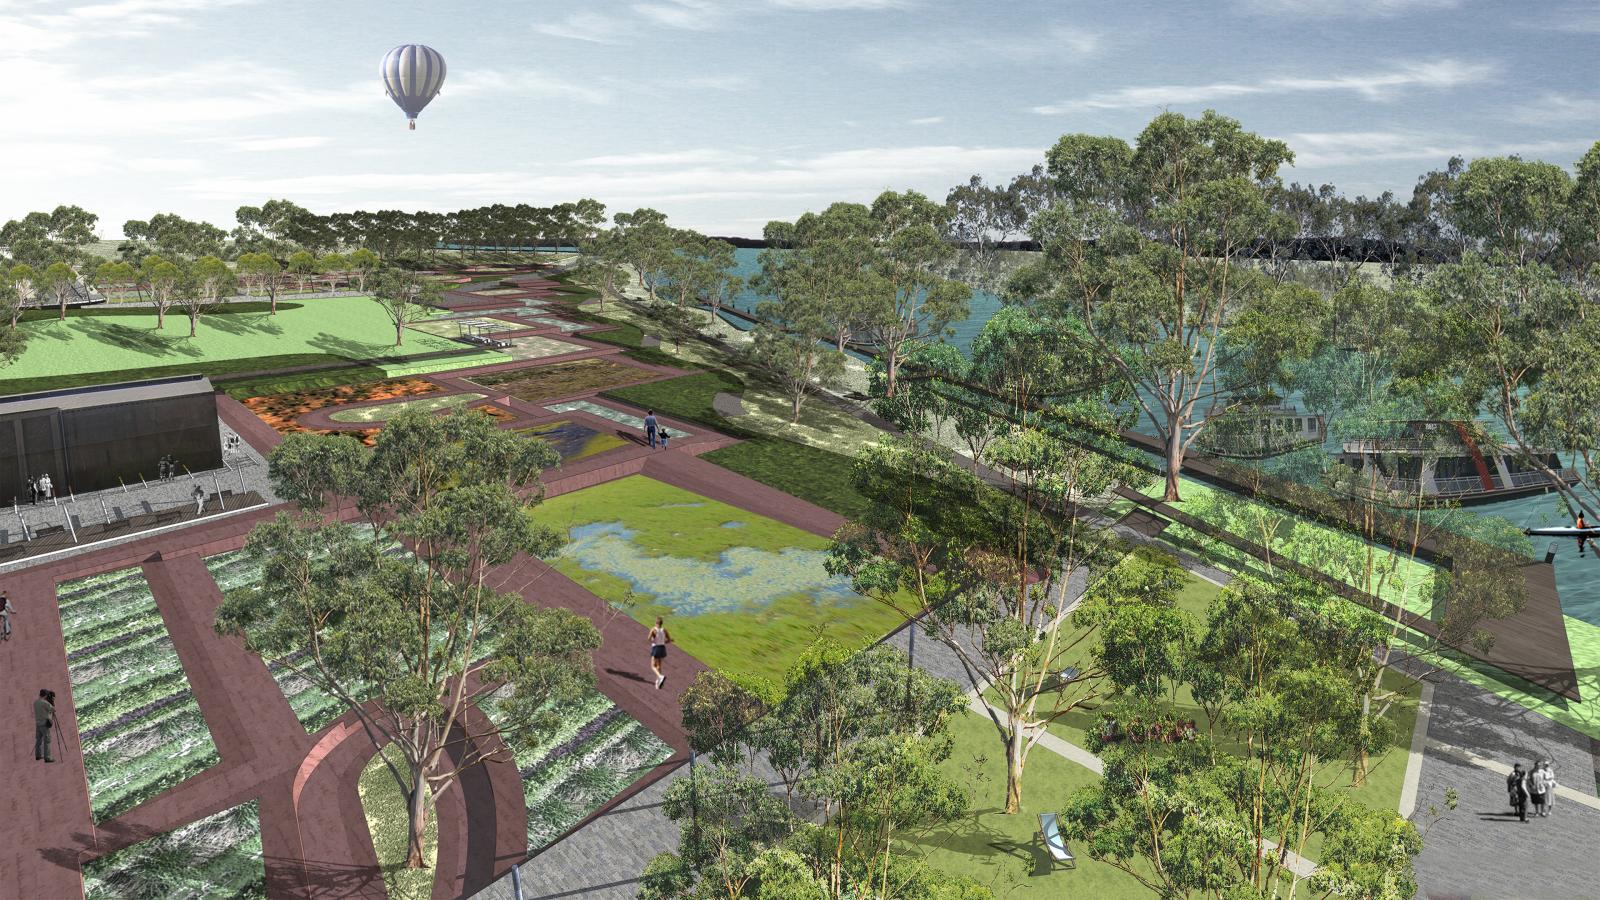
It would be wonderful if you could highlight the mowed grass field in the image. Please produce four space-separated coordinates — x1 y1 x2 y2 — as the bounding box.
0 298 484 394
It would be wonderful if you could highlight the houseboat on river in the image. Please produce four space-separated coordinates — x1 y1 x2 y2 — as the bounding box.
1195 402 1326 460
1333 420 1579 505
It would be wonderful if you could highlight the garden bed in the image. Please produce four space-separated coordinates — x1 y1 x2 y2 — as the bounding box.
326 392 487 424
515 419 629 464
469 359 654 403
241 378 440 434
478 688 673 851
530 475 904 686
83 800 264 899
59 568 220 821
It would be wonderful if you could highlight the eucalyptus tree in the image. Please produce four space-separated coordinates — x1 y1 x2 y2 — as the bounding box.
372 268 439 346
42 261 78 321
944 170 1044 292
761 203 882 352
1011 111 1326 501
1065 574 1419 900
1397 152 1600 511
347 248 380 292
0 276 27 363
236 252 283 313
748 325 848 423
233 199 316 255
179 255 234 336
855 190 971 397
121 213 227 263
6 264 38 321
0 205 99 269
612 208 675 301
216 409 602 869
286 250 318 294
316 252 348 291
829 425 1140 814
571 230 630 311
139 255 182 330
94 260 137 302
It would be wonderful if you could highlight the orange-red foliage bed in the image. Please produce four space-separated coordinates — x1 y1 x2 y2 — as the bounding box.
243 378 440 435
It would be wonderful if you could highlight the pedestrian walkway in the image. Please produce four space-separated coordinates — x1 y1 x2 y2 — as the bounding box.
1410 666 1600 899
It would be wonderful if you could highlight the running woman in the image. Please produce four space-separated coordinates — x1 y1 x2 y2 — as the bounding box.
648 617 672 689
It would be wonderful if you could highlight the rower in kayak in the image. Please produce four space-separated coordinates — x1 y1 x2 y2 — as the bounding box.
1525 511 1596 556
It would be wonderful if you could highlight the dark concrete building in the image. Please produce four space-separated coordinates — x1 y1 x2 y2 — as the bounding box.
0 375 221 502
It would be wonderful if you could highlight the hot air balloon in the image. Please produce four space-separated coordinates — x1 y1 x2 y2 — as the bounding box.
381 44 446 130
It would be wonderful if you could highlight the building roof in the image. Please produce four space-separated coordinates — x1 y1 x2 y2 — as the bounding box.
0 374 215 416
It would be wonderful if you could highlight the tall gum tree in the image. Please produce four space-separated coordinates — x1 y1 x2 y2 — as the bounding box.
1011 111 1325 501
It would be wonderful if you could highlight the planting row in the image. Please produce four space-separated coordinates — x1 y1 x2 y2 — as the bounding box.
83 800 264 899
58 568 220 821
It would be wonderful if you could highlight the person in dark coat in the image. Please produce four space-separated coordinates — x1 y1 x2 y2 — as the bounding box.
34 689 55 762
1507 763 1529 822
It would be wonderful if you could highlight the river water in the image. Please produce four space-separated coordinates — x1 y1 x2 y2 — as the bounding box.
720 249 1599 624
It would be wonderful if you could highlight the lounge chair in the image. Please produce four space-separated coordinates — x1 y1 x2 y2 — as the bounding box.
1038 812 1076 869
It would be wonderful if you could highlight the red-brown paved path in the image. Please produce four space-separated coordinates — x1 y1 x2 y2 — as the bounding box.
3 339 872 898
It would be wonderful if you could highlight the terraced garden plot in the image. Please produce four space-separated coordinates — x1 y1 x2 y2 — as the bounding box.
520 315 588 332
408 318 521 338
545 399 693 437
516 420 629 464
499 336 586 360
241 378 440 434
469 358 653 403
530 475 904 684
472 287 531 296
59 568 220 821
478 688 672 850
326 392 487 424
205 545 404 734
83 800 264 899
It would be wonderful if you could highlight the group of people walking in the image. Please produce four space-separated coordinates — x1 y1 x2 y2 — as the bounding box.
1507 759 1561 822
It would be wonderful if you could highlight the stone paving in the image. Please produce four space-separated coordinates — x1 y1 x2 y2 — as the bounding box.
1410 665 1600 900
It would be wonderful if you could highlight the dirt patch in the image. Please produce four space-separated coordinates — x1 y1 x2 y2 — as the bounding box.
242 378 440 435
474 404 519 423
712 392 746 417
469 358 651 403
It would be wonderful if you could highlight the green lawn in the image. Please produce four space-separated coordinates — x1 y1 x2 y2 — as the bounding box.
219 364 393 400
0 297 496 396
530 475 904 686
898 709 1152 898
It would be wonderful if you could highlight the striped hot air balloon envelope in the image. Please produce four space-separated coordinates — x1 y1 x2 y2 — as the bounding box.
380 44 446 129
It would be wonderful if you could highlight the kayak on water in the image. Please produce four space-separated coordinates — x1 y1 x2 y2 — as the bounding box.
1524 527 1600 537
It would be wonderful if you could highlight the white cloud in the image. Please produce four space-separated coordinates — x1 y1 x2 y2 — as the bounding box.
909 116 944 125
1034 59 1495 114
451 69 614 105
0 0 256 56
572 149 761 167
1281 130 1595 168
218 136 331 152
680 74 757 91
864 24 1099 74
536 0 913 43
1235 0 1463 16
1511 93 1600 125
181 144 1045 209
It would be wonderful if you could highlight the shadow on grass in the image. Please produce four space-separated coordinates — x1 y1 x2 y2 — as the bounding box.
74 319 201 359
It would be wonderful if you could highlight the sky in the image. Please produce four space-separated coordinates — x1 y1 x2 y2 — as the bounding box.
0 0 1595 239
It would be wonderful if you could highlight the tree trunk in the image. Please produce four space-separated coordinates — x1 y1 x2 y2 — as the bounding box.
885 349 900 398
156 305 165 330
1004 727 1024 814
189 311 198 337
396 321 404 346
405 783 430 868
58 295 66 321
792 390 802 424
1163 419 1184 502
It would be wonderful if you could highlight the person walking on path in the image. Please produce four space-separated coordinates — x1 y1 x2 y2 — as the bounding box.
38 473 52 501
27 477 37 505
0 592 11 641
1529 759 1551 817
659 428 671 450
644 409 659 449
33 689 55 763
191 484 206 517
648 617 672 689
1507 763 1530 822
1533 759 1559 816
